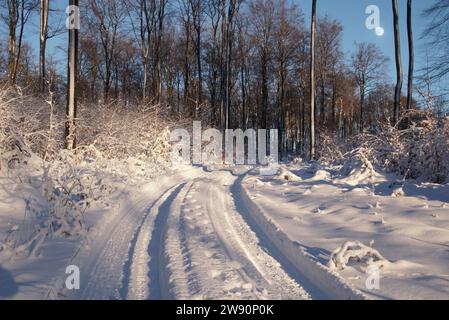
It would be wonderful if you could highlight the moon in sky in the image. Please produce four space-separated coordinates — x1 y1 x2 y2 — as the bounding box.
375 27 385 37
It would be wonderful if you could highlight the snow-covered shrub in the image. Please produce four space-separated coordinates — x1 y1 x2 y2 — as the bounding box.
328 241 388 271
0 87 63 165
1 88 186 256
362 111 449 183
318 132 347 165
319 111 449 184
76 102 180 166
1 87 181 171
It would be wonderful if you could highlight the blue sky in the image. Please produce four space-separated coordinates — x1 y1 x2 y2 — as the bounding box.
10 0 434 83
295 0 430 82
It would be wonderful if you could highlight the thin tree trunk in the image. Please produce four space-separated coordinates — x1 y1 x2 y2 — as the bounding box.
309 0 317 160
65 0 79 150
406 0 414 111
40 0 50 92
392 0 403 125
359 85 365 133
12 0 26 85
224 3 231 129
7 0 18 85
142 51 149 102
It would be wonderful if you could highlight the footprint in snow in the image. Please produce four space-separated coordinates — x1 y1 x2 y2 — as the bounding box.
353 204 371 210
314 206 327 214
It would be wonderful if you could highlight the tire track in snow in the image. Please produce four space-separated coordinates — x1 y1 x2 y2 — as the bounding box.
200 174 311 299
63 168 205 300
126 184 185 300
68 196 151 300
230 173 330 300
162 173 310 300
164 179 267 299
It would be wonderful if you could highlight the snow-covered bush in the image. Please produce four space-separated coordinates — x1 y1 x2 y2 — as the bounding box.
319 111 449 184
0 88 186 256
0 87 62 165
76 102 181 165
328 241 388 271
362 111 449 183
1 87 182 169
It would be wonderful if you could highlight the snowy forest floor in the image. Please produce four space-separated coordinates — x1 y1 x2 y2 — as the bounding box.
1 161 449 300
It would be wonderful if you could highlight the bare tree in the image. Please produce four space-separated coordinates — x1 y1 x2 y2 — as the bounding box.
38 1 66 93
274 0 302 154
39 0 49 92
6 0 19 84
309 0 317 159
205 0 226 126
406 0 414 111
3 0 36 85
224 0 240 129
351 42 388 133
392 0 403 124
316 16 343 130
249 0 275 130
188 0 203 111
422 0 449 81
125 0 153 102
83 0 126 102
65 0 79 150
152 0 166 103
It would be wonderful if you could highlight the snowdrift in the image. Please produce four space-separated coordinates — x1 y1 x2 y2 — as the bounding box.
240 179 367 300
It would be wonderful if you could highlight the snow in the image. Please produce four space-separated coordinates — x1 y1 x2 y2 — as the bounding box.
1 158 449 300
241 163 449 300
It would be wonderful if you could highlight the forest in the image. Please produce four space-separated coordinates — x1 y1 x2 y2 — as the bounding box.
0 0 447 162
1 0 449 301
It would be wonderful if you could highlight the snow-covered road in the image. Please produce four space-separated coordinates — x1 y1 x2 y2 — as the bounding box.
4 163 446 300
63 167 340 300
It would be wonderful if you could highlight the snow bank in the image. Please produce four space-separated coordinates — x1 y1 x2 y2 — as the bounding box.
309 169 332 181
240 180 367 300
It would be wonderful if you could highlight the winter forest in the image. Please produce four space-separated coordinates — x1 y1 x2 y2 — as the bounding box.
1 0 449 301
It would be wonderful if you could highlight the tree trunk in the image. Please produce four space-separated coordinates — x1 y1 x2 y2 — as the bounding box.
359 85 365 133
309 0 317 160
11 0 26 85
406 0 414 111
40 0 50 92
142 51 149 102
7 0 19 85
65 0 79 150
392 0 403 125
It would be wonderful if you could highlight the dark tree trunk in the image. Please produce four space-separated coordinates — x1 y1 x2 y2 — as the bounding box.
406 0 414 111
309 0 317 160
392 0 403 125
65 0 79 150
